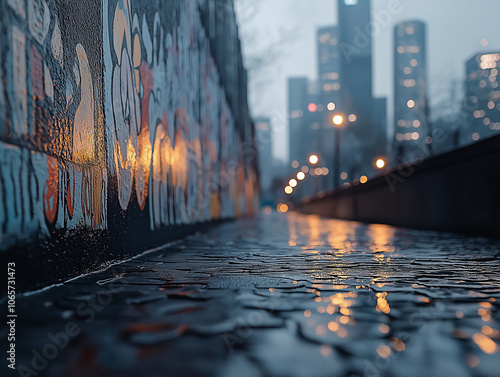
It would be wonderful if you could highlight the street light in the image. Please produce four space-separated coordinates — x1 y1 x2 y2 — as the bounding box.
332 114 345 189
309 154 319 165
327 102 336 111
297 171 306 181
284 186 293 195
375 158 386 169
333 115 344 126
289 179 298 188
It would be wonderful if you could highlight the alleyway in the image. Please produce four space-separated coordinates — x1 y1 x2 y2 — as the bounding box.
11 213 500 377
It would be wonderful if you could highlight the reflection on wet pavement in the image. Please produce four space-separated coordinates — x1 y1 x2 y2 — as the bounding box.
11 213 500 377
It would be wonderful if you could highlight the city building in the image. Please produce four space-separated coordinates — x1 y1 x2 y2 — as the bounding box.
318 26 341 104
336 0 386 179
317 26 341 191
254 117 273 204
463 52 500 143
287 0 389 192
288 77 309 169
338 0 373 122
393 20 429 163
288 78 322 168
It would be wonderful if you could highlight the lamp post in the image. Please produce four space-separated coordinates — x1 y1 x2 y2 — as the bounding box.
332 115 344 189
375 158 387 170
309 154 320 194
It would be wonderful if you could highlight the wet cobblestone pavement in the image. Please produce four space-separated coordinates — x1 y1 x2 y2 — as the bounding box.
7 213 500 377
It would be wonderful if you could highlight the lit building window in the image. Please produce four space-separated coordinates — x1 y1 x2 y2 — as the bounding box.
407 99 415 109
413 120 421 128
481 61 498 70
403 79 416 87
411 132 420 140
319 33 331 43
324 83 341 91
410 59 418 67
404 67 412 75
473 110 485 118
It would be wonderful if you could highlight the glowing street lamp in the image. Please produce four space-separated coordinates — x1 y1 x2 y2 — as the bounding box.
333 114 344 126
284 186 293 195
309 154 319 165
332 114 345 188
327 102 336 111
289 179 298 188
375 158 386 169
297 171 306 181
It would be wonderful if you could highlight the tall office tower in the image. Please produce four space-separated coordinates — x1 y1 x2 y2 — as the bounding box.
338 0 373 119
318 26 341 102
394 20 429 163
463 52 500 143
373 97 388 157
317 26 341 190
254 118 273 203
288 77 309 169
337 0 377 178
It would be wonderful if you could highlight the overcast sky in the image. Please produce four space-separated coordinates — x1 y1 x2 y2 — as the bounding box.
235 0 500 163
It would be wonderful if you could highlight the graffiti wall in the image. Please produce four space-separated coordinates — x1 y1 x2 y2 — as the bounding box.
0 0 258 291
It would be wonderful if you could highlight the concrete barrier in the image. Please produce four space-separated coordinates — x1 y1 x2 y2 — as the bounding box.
0 0 258 293
298 134 500 239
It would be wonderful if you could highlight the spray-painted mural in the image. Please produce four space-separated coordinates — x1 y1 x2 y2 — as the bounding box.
0 0 258 290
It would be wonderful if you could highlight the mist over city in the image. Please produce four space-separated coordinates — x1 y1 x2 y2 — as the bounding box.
240 0 500 209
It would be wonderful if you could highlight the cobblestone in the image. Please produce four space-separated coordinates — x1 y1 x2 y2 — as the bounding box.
5 213 500 377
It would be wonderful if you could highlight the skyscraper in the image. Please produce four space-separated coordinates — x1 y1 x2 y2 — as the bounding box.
317 26 341 190
337 0 383 179
288 77 309 169
463 52 500 143
394 20 428 163
318 26 341 103
254 117 273 203
338 0 373 122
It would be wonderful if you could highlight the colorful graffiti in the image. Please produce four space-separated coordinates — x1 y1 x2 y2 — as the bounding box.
0 0 258 263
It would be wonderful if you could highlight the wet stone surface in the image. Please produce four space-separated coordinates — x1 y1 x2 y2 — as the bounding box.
7 213 500 377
